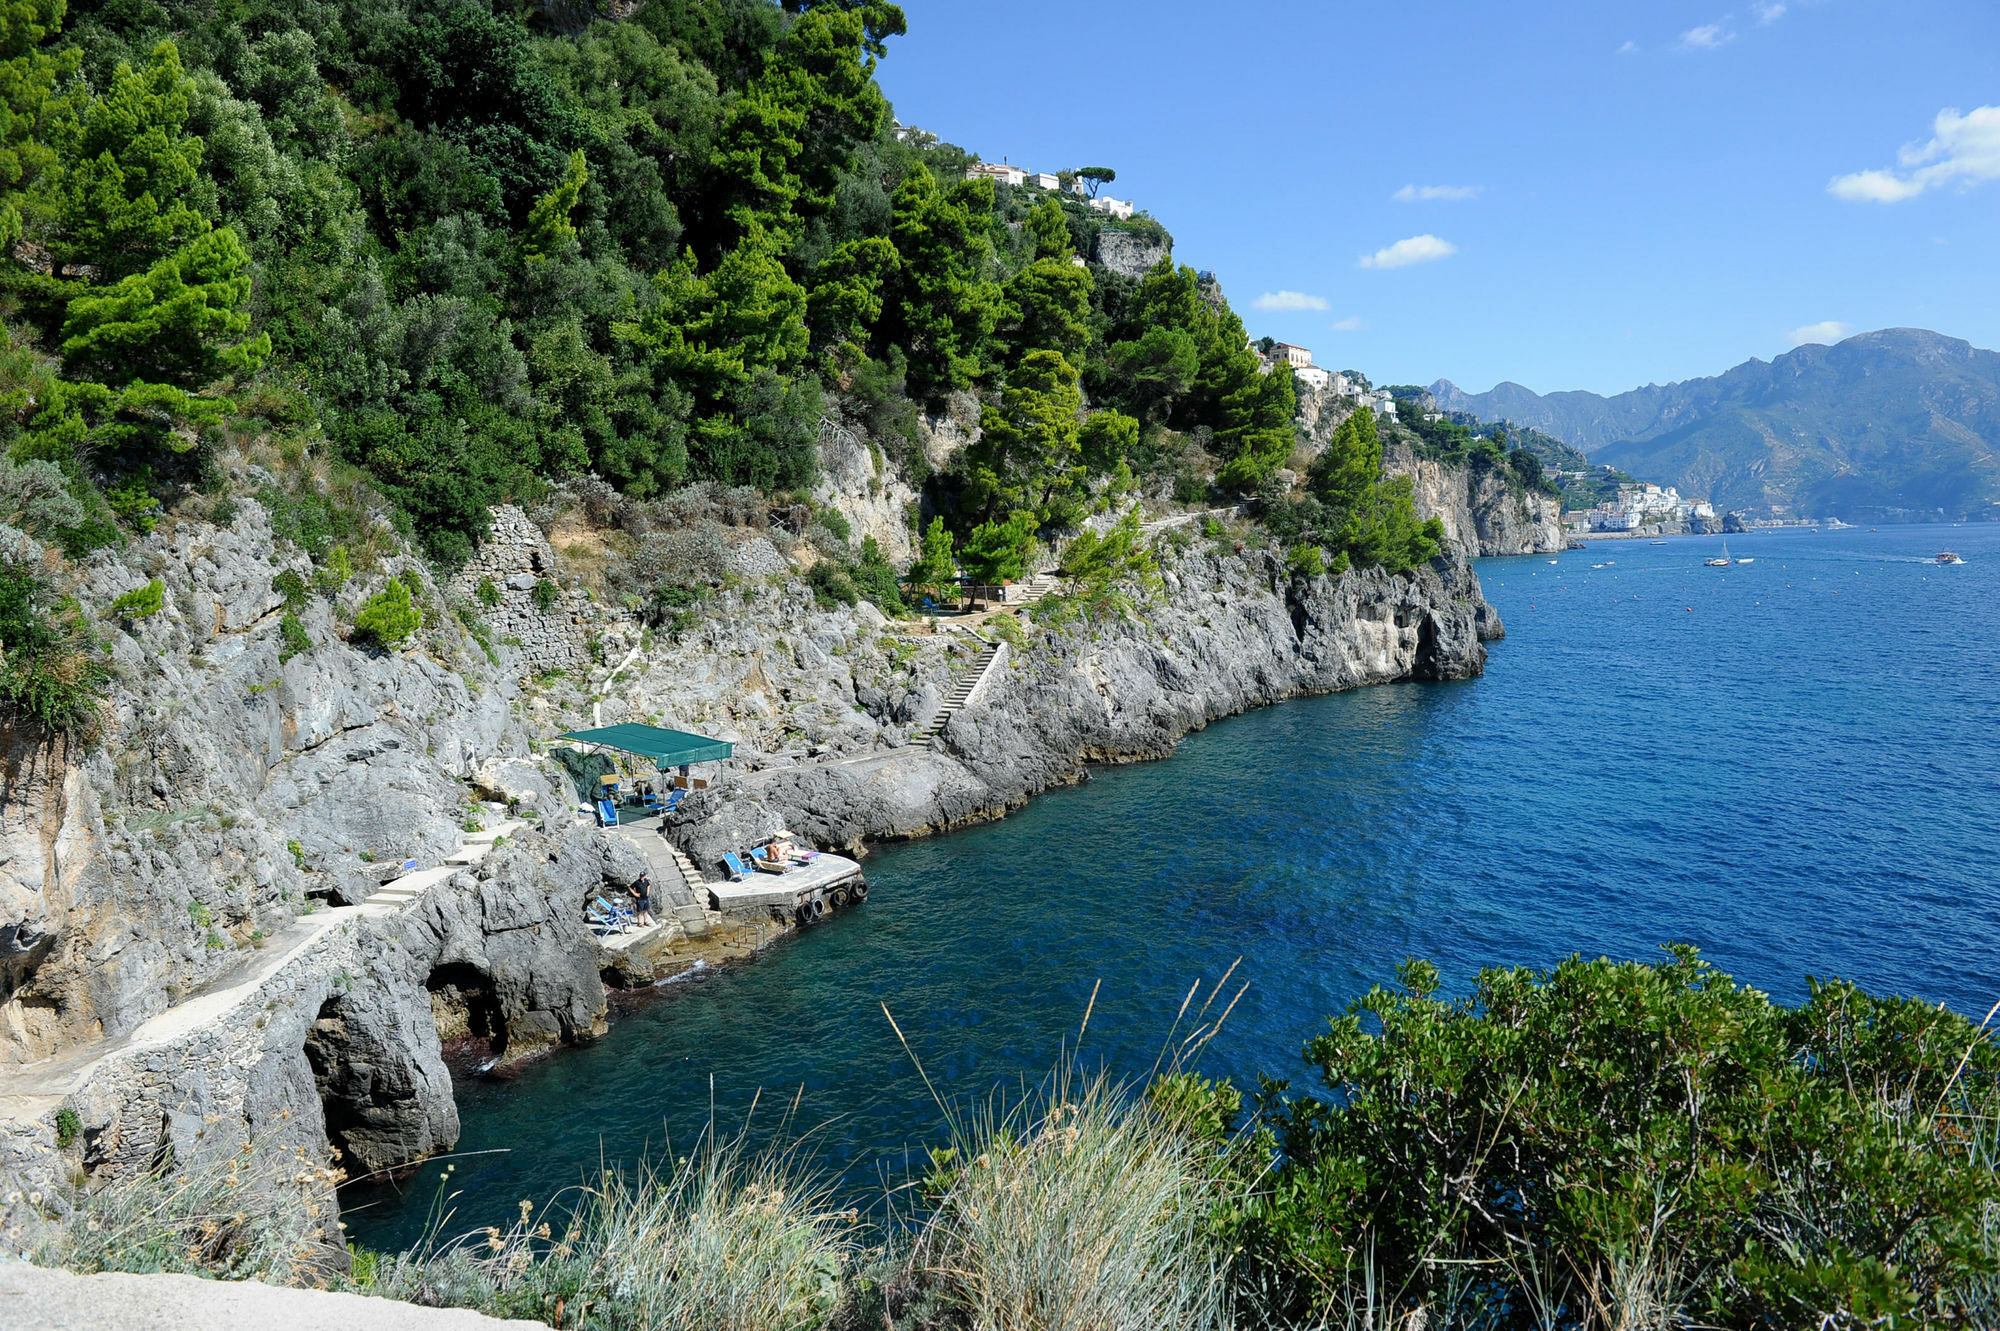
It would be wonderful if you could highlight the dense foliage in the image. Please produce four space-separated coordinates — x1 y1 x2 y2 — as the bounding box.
0 0 1427 601
1223 947 2000 1328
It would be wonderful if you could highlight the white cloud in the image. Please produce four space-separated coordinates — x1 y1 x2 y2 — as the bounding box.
1679 21 1735 49
1359 234 1457 269
1251 290 1329 312
1790 321 1851 345
1753 2 1786 23
1617 40 1639 54
1332 316 1366 332
1393 184 1482 202
1829 105 2000 203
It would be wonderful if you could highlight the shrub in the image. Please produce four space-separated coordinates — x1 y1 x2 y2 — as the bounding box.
530 578 560 612
0 561 108 738
475 577 500 608
1286 543 1324 578
277 611 312 662
817 506 852 543
806 559 857 609
271 569 309 610
52 1107 80 1149
314 545 353 595
1243 947 2000 1329
353 581 421 648
110 579 165 622
849 536 906 615
0 457 85 536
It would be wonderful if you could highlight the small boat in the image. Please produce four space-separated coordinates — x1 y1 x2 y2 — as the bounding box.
1704 541 1732 568
1735 557 1755 564
1936 551 1963 565
1649 540 1668 546
1547 559 1559 565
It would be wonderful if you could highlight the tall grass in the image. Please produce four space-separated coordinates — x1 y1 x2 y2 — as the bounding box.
907 1064 1234 1331
375 1129 860 1330
6 1139 346 1287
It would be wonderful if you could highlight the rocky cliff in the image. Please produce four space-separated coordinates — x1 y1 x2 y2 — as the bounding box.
1384 443 1566 557
0 461 1503 1229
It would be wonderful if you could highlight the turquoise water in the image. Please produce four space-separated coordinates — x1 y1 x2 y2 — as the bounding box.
346 525 2000 1249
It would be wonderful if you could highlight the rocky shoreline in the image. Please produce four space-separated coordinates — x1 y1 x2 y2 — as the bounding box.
0 469 1503 1236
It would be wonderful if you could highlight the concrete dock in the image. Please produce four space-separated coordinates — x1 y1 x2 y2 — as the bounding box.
707 853 866 921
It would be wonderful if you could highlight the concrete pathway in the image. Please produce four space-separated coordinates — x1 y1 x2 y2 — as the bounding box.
0 1262 546 1329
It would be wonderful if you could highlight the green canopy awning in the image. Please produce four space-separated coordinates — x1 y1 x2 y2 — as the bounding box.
558 724 735 768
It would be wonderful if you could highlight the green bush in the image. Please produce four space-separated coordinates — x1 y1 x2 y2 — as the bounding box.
271 569 309 610
314 545 354 595
475 577 501 608
1286 543 1324 578
1237 947 2000 1328
353 581 421 648
277 611 312 662
0 563 108 738
817 506 852 543
110 578 165 621
530 577 560 611
53 1106 80 1149
806 559 857 609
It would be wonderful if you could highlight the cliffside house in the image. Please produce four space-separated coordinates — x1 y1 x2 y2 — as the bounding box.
1271 342 1314 370
966 162 1027 187
1295 365 1332 391
1088 195 1135 220
1027 171 1060 190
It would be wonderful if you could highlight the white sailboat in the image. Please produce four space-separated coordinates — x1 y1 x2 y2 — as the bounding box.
1704 541 1732 568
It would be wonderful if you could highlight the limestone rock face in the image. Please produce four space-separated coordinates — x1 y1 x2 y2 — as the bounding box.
1092 228 1170 279
672 548 1495 858
811 417 919 565
1385 443 1566 556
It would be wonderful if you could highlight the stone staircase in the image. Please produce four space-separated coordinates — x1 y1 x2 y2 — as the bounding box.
921 638 1007 750
612 823 713 933
361 818 527 912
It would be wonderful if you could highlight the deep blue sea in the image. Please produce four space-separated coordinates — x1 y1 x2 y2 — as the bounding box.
346 525 2000 1250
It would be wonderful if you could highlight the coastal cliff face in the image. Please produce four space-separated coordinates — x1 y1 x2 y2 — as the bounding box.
0 468 1501 1215
665 546 1498 865
1386 443 1565 557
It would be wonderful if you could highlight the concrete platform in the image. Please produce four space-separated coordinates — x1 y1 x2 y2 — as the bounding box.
707 853 865 917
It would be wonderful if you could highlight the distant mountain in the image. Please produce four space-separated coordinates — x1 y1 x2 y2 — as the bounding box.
1431 329 2000 521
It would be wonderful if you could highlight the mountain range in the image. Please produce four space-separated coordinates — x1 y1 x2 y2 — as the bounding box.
1430 329 2000 521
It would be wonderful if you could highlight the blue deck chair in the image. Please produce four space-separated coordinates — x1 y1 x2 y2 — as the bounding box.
588 895 636 934
661 788 687 814
596 798 619 827
721 851 752 881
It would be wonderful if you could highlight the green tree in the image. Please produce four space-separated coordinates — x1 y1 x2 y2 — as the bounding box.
520 148 587 261
998 256 1091 367
957 509 1036 584
1074 165 1115 198
0 0 77 249
1306 406 1442 571
1035 511 1159 626
904 514 956 604
708 2 905 242
59 225 268 390
806 234 897 354
353 579 421 648
963 348 1084 526
884 168 1000 399
1023 194 1071 259
35 42 206 281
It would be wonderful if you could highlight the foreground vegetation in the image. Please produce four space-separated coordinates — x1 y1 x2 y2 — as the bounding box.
14 949 1997 1328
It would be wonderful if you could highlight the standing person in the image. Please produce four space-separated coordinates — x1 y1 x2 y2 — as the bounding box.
629 875 655 927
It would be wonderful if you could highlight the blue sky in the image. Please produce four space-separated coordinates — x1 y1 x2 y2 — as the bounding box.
874 1 2000 396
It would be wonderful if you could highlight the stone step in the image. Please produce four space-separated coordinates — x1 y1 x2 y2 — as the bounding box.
462 819 526 845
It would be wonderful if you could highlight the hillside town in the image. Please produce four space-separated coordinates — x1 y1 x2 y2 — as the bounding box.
963 159 1137 219
1564 479 1718 533
1256 340 1402 418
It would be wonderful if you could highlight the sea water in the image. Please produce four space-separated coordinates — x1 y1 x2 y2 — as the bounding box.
345 525 1999 1249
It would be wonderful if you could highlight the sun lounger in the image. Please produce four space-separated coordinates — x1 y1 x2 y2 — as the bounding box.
587 896 636 935
596 799 619 827
721 851 752 881
751 856 791 874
